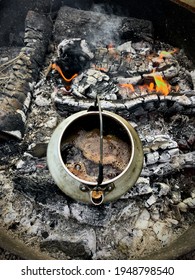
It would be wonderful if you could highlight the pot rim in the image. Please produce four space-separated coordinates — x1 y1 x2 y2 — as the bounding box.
57 110 135 186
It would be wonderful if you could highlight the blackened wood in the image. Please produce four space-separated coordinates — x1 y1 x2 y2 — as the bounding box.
0 0 62 47
54 5 153 45
0 11 52 140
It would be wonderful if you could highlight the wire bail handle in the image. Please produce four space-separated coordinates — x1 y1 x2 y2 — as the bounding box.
95 95 104 186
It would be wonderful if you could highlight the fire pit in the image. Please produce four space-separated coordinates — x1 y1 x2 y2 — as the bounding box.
0 0 195 260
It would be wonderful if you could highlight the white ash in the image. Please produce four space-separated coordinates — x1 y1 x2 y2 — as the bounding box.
45 117 58 129
183 197 195 208
171 191 182 204
51 36 194 103
116 41 136 54
135 209 150 230
177 202 188 212
145 195 157 207
35 95 51 107
153 221 173 245
117 202 139 220
190 70 195 88
58 38 94 59
150 208 160 222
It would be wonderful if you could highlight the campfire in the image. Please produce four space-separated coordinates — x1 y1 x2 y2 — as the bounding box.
0 1 195 260
48 39 187 101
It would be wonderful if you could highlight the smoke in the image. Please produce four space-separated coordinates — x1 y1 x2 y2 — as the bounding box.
87 4 123 47
91 3 112 14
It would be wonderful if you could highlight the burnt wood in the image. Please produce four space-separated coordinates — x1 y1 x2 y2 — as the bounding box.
94 0 195 63
54 5 153 45
0 11 52 139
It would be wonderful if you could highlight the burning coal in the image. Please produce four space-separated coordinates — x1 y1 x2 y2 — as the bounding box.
48 38 190 100
119 72 172 96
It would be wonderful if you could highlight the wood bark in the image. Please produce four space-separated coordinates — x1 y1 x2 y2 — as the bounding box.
0 11 52 139
54 5 153 44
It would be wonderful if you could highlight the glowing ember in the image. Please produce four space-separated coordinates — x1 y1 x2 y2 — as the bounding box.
94 66 109 72
120 83 135 92
119 75 171 96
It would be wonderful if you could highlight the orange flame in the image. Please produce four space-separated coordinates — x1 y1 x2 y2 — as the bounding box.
51 63 78 82
159 48 178 59
95 66 109 72
119 75 171 96
119 83 135 92
153 75 171 96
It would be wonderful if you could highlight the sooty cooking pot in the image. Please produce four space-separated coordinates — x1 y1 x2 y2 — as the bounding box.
47 110 143 205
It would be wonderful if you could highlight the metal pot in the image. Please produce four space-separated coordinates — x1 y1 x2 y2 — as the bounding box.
47 110 143 205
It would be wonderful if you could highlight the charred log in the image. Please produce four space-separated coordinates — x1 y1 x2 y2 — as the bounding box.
0 11 52 139
54 5 153 45
54 92 195 119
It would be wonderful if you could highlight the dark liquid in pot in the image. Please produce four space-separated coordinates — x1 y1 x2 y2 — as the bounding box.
61 128 131 182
